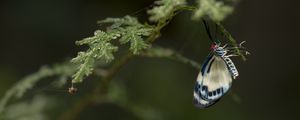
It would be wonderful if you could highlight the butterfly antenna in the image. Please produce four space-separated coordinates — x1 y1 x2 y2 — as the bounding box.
214 22 221 44
214 21 217 40
202 18 214 43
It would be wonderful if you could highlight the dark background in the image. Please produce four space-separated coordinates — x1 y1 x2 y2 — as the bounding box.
0 0 299 120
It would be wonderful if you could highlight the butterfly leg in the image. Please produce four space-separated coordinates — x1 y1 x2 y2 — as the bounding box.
225 54 239 58
239 41 246 47
221 44 228 49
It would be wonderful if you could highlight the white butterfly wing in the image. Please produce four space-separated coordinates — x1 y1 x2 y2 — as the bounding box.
194 55 232 108
202 55 232 100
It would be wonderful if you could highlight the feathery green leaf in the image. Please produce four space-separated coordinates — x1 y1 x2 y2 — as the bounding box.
148 0 186 21
72 16 153 83
193 0 234 21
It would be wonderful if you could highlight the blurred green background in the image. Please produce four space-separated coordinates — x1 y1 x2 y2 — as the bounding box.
0 0 300 120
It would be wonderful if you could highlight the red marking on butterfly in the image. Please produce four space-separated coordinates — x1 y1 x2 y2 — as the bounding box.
210 44 218 50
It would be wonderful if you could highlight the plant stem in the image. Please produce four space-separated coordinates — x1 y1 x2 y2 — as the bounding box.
140 47 201 69
215 22 247 61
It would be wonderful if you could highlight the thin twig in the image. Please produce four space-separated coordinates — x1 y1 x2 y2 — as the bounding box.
176 6 246 61
215 22 247 61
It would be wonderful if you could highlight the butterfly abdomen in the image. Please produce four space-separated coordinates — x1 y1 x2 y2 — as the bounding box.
222 56 239 79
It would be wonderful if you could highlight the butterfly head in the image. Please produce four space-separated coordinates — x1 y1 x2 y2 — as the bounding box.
210 43 221 51
210 43 226 56
210 43 223 52
210 43 218 51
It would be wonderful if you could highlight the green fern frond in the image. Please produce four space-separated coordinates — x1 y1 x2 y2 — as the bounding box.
75 30 121 46
71 36 118 83
98 15 140 28
98 16 153 54
118 26 152 54
99 16 153 54
71 16 153 83
193 0 234 21
148 0 186 21
0 63 75 114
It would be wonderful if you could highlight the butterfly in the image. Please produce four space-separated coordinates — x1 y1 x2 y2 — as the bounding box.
193 42 241 108
193 19 248 108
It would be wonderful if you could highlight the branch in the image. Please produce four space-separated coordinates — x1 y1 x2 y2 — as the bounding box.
57 5 184 120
